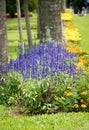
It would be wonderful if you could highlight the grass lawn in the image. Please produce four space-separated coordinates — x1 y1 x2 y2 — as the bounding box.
0 105 89 130
72 13 89 53
7 15 37 59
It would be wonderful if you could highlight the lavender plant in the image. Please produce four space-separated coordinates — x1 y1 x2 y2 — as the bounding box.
5 41 76 80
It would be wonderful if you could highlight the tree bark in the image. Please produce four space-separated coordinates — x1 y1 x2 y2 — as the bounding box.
60 0 66 13
16 0 24 53
0 0 8 66
38 0 62 43
24 0 32 48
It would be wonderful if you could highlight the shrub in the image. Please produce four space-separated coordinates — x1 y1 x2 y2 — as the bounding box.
0 71 23 106
21 76 56 114
21 79 42 114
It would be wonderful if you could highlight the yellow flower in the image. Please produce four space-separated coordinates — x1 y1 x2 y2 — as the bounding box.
66 92 72 96
65 8 71 13
80 92 87 96
64 91 68 95
66 42 82 53
79 56 87 64
81 104 87 108
61 97 66 101
74 103 79 108
67 86 72 90
61 13 72 21
64 27 81 42
55 97 59 101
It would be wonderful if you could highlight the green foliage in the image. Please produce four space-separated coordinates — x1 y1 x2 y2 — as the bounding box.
39 77 56 113
0 72 23 106
54 73 89 112
6 0 38 17
28 0 38 12
21 76 56 114
0 72 56 114
6 0 16 18
21 79 42 113
0 68 89 113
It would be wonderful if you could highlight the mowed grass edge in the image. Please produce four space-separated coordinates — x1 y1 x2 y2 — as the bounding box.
0 105 89 130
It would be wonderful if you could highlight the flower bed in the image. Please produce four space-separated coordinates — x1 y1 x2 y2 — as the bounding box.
0 9 89 114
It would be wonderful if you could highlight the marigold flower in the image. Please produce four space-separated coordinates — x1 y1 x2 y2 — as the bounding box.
55 97 59 101
64 91 68 95
61 13 72 21
81 104 87 108
67 86 72 90
61 97 66 101
80 99 84 103
66 92 72 96
74 103 79 108
65 9 71 13
64 27 81 42
80 92 87 96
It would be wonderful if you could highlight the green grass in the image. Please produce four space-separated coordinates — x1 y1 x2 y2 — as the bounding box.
7 15 38 59
0 105 89 130
72 14 89 53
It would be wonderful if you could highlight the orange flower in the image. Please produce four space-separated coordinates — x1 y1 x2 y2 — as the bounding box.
74 103 79 108
81 104 87 108
80 99 84 103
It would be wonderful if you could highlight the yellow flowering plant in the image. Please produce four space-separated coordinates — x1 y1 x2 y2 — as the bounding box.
54 71 89 112
64 27 81 42
61 8 72 21
53 8 89 112
61 13 72 21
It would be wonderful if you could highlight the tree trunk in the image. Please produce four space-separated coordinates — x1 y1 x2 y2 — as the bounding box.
38 0 62 43
60 0 66 13
0 0 8 66
37 8 40 39
23 0 32 48
16 0 24 53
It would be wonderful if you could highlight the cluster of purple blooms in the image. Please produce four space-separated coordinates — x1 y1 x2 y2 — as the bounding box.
1 41 76 80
